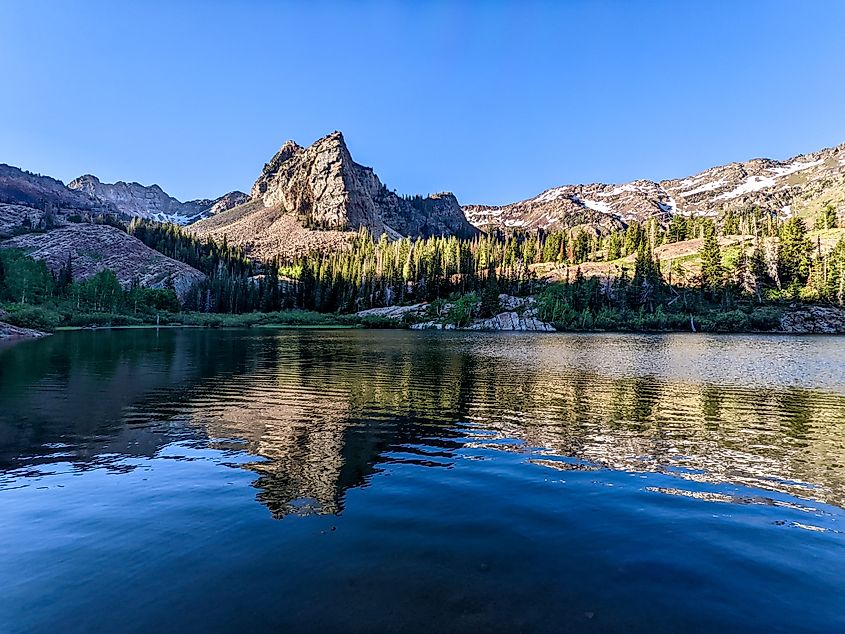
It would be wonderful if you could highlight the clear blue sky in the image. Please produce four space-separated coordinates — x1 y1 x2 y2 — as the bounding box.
2 1 844 205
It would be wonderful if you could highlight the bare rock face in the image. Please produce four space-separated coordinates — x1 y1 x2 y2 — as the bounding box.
248 131 477 238
0 203 54 237
192 131 477 260
2 224 205 300
463 312 556 332
0 321 49 340
0 164 102 213
190 199 353 261
68 174 246 225
251 132 386 233
407 295 555 331
355 303 428 319
466 141 845 233
780 306 845 333
410 312 555 331
190 191 249 217
0 164 108 235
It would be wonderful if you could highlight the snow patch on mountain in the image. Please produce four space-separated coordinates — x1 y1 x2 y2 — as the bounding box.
658 196 676 214
716 175 777 200
604 184 641 196
531 187 568 204
683 179 727 196
574 196 612 214
768 159 823 177
464 139 845 234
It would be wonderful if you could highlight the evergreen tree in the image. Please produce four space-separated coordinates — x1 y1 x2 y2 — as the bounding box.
480 263 500 317
56 255 74 293
722 209 740 235
633 243 661 311
666 214 687 244
699 221 723 298
746 243 766 302
815 204 838 230
777 217 811 286
606 231 622 260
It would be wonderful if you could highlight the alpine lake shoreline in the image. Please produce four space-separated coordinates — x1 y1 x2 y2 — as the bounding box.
3 299 844 342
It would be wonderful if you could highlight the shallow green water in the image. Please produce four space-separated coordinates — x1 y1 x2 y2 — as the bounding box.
1 329 844 632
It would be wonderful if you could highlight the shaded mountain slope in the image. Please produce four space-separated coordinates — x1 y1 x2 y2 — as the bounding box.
2 224 205 300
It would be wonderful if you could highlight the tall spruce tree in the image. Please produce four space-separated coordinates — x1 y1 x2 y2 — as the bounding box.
777 217 811 286
699 221 723 299
480 263 500 317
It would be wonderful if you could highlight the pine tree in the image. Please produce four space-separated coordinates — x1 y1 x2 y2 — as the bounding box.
633 243 661 311
777 217 811 286
723 209 740 235
699 222 723 298
479 263 500 317
815 204 838 230
57 255 74 292
606 231 622 260
746 243 766 302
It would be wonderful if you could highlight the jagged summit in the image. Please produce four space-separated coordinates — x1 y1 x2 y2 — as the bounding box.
68 174 246 225
192 131 477 259
249 130 387 232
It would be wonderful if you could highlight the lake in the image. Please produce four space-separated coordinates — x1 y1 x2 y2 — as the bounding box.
1 329 844 633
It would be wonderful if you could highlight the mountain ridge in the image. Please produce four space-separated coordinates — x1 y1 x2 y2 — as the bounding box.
67 174 247 224
464 140 845 233
3 135 845 262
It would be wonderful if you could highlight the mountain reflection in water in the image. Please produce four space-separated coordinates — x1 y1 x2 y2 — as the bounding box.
3 329 844 514
1 329 844 633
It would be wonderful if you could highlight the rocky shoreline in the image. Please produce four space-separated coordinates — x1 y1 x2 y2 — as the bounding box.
780 306 845 334
410 310 555 332
358 295 557 332
0 321 49 340
2 304 843 338
356 296 845 334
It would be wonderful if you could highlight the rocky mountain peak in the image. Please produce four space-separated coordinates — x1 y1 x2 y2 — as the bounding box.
192 132 477 261
261 140 304 179
246 131 476 239
70 174 100 186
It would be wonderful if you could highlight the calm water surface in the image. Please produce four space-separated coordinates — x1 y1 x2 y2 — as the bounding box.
1 329 844 633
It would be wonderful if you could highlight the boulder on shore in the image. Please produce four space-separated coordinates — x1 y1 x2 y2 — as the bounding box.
464 311 556 332
356 303 428 320
0 321 48 340
780 306 845 334
411 310 556 332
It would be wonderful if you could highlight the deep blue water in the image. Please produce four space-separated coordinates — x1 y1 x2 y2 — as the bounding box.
1 329 844 633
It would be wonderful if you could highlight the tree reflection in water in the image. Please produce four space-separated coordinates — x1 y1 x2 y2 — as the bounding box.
2 329 845 515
